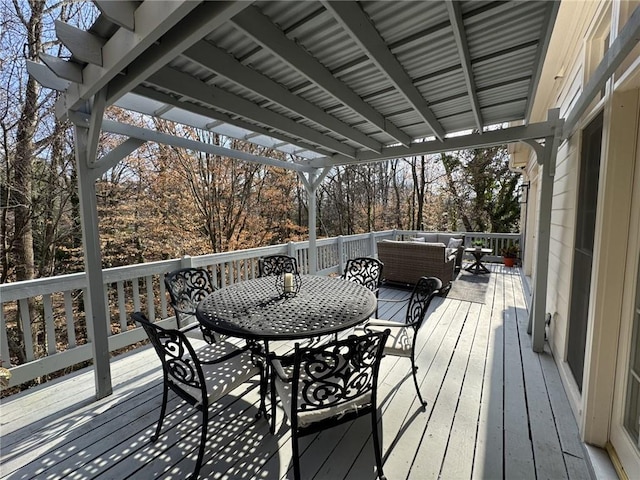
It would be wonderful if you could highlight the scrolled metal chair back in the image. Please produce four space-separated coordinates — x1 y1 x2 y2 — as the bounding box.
405 276 442 330
292 330 389 413
259 255 298 277
164 267 215 316
342 257 384 293
132 312 205 403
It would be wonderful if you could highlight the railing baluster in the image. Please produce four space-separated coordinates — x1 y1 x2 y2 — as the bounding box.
146 275 154 321
159 279 168 318
0 307 11 367
117 281 126 332
43 294 56 355
103 285 111 335
132 279 141 312
64 291 76 348
18 299 34 362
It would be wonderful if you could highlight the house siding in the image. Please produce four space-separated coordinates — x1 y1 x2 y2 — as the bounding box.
519 0 640 474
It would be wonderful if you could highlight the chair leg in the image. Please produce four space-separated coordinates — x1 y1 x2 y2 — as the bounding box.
371 410 386 480
191 406 208 480
269 367 277 433
257 361 268 421
151 380 169 441
410 352 427 407
292 433 301 480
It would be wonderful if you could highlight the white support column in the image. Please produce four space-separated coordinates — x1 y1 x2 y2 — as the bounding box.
298 167 331 275
74 118 112 399
527 109 563 353
302 171 318 274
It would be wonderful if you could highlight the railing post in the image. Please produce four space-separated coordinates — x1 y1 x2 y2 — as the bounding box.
286 241 298 271
180 255 194 268
369 232 376 257
337 235 344 273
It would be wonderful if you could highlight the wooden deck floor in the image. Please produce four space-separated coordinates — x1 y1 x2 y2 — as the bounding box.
1 265 594 480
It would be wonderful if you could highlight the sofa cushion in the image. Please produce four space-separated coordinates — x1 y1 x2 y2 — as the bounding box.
436 233 462 245
419 233 438 243
447 238 463 249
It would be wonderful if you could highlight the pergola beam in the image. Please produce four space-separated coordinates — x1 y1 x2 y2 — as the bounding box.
563 4 640 138
26 60 69 91
231 6 412 147
145 67 357 158
94 0 137 31
317 121 557 167
105 1 251 107
445 0 483 132
69 111 315 174
94 138 146 178
182 42 382 153
57 0 201 114
55 21 105 66
40 53 83 83
524 0 561 122
129 85 331 159
324 1 445 141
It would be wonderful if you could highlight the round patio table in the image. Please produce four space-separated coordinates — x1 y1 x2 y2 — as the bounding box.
196 275 377 341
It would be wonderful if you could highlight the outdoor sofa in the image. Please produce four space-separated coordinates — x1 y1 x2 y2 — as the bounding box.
403 232 466 269
376 239 456 290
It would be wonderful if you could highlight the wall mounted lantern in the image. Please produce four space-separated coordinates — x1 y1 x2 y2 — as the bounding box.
519 182 530 204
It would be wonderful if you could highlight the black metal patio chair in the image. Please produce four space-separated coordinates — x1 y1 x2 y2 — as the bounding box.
165 267 218 343
341 256 384 315
364 276 441 407
258 255 298 277
269 329 390 480
132 312 263 480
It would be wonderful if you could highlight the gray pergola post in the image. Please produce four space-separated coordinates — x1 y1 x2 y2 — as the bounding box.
298 167 331 274
73 97 112 399
525 109 563 353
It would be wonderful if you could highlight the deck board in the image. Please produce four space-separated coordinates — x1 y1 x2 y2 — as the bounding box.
0 265 595 480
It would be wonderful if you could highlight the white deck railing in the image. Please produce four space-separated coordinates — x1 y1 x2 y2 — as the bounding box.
0 230 519 389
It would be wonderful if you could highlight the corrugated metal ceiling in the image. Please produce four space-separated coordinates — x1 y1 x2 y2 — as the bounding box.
38 0 560 165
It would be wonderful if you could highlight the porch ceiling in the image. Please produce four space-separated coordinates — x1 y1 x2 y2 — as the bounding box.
30 0 559 168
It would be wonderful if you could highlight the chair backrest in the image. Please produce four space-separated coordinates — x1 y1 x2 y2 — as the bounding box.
291 330 389 418
342 257 384 292
132 311 205 405
405 276 441 330
259 255 298 277
164 267 215 316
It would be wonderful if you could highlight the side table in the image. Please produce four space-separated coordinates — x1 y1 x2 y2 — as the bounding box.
465 248 492 274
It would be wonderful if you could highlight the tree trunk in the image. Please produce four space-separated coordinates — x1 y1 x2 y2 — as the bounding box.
11 0 45 367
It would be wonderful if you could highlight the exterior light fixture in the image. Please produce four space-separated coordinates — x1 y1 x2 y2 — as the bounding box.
519 182 530 204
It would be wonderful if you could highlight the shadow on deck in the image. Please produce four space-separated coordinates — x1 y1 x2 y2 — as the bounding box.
0 265 595 479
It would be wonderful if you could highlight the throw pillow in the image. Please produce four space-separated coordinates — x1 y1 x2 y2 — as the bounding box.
409 236 425 242
447 238 463 249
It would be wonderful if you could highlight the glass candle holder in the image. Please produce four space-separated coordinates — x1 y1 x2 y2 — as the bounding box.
276 271 301 297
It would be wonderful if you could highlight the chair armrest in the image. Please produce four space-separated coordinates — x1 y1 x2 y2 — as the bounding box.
269 354 295 382
377 297 409 303
198 341 251 365
365 318 404 328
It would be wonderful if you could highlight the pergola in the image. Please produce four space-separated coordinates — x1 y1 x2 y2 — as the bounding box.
27 0 640 399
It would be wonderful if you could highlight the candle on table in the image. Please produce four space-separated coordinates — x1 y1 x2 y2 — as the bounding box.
284 273 293 293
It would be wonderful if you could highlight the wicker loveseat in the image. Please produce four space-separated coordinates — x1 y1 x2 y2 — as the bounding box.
376 240 456 289
403 232 466 269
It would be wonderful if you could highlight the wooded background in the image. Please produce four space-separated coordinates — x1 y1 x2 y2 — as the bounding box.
1 1 522 286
